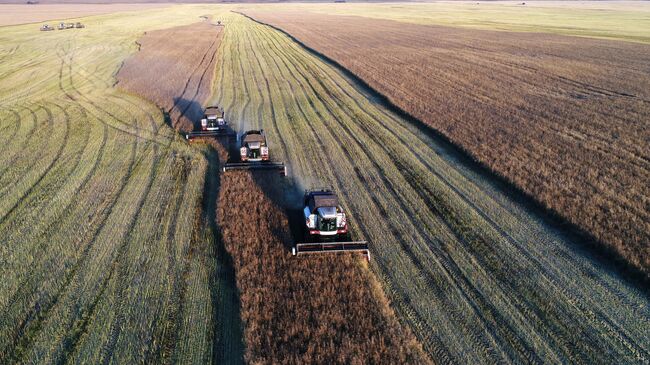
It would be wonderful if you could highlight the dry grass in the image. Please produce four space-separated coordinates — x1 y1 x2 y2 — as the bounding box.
242 10 650 277
117 20 223 133
217 170 429 364
0 4 168 26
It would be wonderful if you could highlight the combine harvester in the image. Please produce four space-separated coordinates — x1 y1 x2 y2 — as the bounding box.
223 129 287 176
185 106 234 141
293 189 369 259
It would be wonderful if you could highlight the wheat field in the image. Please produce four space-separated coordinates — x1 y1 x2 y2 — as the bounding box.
0 4 648 364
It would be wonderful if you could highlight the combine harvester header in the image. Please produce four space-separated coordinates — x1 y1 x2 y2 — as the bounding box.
293 189 369 260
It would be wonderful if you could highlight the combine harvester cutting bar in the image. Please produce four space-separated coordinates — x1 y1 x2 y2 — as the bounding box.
292 241 369 259
186 130 234 141
223 162 287 175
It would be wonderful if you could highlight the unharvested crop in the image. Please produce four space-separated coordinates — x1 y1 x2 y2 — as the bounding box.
242 10 650 277
217 171 428 364
117 20 223 133
211 13 650 363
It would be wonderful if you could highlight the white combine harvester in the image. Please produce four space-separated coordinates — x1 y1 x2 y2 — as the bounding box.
186 106 233 141
223 129 287 176
293 189 369 259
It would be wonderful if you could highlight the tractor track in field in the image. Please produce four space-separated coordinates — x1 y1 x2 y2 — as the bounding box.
0 108 21 157
0 104 48 191
59 39 168 147
52 138 145 364
244 28 286 146
0 103 93 258
0 45 19 64
242 31 265 131
1 10 228 364
217 31 238 124
102 56 204 362
2 121 107 307
0 42 69 105
148 165 190 364
0 104 96 263
99 145 163 365
171 28 222 129
1 126 139 365
0 102 69 227
233 34 252 134
1 32 174 357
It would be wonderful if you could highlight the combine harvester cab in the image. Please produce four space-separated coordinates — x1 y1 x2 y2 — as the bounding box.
185 105 234 141
293 189 369 260
223 129 287 176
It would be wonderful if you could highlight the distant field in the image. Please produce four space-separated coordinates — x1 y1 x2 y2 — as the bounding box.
0 4 168 26
244 1 650 43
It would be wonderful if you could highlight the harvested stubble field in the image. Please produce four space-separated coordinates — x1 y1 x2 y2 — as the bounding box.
212 12 650 364
242 9 650 278
0 6 242 364
217 171 428 364
258 1 650 43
